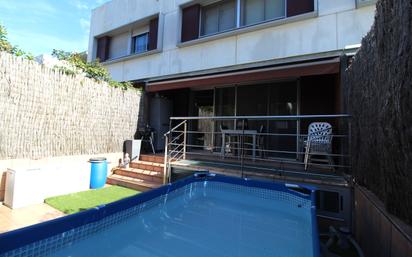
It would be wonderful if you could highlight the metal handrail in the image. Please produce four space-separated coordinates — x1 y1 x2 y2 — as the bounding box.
170 147 184 161
168 142 349 158
171 130 350 138
163 114 351 182
163 120 188 184
169 132 184 145
170 114 351 121
164 120 187 136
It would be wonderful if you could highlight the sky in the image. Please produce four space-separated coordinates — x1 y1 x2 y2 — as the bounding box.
0 0 111 56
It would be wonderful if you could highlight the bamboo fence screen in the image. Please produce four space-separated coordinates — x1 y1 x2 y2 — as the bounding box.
0 52 142 159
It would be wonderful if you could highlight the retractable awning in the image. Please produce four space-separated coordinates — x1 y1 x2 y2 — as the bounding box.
146 57 340 92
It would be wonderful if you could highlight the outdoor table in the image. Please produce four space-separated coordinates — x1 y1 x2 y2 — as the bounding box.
221 129 257 160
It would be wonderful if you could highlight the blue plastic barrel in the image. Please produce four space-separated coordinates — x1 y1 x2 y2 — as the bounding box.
89 157 108 189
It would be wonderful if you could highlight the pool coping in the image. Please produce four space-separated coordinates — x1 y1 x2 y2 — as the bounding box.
0 173 320 257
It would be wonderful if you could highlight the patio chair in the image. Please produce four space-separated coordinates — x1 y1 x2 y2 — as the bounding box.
304 122 333 170
244 124 265 158
256 124 266 158
220 125 240 157
136 125 155 154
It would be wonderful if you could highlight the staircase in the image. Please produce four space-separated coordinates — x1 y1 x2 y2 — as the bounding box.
107 154 165 192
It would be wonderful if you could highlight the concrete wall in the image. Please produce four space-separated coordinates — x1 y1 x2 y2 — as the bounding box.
88 0 376 82
0 153 122 205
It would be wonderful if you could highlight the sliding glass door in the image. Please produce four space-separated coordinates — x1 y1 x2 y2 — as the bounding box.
267 81 298 159
213 81 299 158
235 81 298 159
214 87 236 149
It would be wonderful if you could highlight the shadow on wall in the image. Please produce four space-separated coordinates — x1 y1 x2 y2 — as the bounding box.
345 0 412 226
344 0 412 256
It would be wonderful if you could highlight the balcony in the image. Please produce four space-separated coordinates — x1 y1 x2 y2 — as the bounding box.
163 114 351 186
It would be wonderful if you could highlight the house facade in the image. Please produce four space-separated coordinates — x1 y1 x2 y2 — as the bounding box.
88 0 376 82
88 0 376 149
88 0 377 228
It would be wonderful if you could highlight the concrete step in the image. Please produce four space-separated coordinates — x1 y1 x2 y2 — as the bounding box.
140 154 165 164
114 168 163 183
130 160 164 173
107 174 161 192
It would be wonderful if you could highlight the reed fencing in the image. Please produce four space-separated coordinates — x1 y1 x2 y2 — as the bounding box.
0 52 142 159
344 0 412 226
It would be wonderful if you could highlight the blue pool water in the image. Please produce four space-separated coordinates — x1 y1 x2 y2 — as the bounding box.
47 181 315 257
0 174 318 257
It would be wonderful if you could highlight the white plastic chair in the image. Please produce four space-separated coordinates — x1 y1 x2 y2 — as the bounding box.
304 122 333 170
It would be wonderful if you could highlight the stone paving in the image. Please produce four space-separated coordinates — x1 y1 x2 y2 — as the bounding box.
0 203 64 234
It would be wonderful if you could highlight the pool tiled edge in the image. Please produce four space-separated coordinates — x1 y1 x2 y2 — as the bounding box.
0 173 319 257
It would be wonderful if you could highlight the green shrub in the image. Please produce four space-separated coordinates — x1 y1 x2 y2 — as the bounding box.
52 49 134 90
0 24 33 60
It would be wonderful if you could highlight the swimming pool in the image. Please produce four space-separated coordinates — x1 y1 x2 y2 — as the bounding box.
0 173 319 257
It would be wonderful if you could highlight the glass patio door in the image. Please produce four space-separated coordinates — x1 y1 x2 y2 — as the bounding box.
267 81 298 159
214 87 236 151
213 82 299 158
194 90 214 151
236 84 268 130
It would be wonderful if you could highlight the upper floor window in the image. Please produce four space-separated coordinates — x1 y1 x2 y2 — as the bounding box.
181 0 314 43
201 0 237 36
95 16 159 62
242 0 285 26
133 33 149 54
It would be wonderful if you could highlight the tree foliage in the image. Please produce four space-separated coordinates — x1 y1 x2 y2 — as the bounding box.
0 23 132 89
52 49 134 89
0 24 33 60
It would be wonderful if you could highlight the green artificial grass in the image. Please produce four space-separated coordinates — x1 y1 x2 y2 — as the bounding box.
45 186 139 214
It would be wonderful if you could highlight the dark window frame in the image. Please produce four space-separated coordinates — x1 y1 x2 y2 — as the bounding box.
96 36 111 62
200 0 238 37
241 0 287 27
182 0 315 43
132 32 149 54
181 4 201 42
148 17 159 51
286 0 314 17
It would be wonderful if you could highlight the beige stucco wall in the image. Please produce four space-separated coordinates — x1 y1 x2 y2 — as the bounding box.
88 0 376 82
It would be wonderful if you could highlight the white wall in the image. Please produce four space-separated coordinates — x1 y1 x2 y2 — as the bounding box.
88 0 376 82
1 153 122 208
